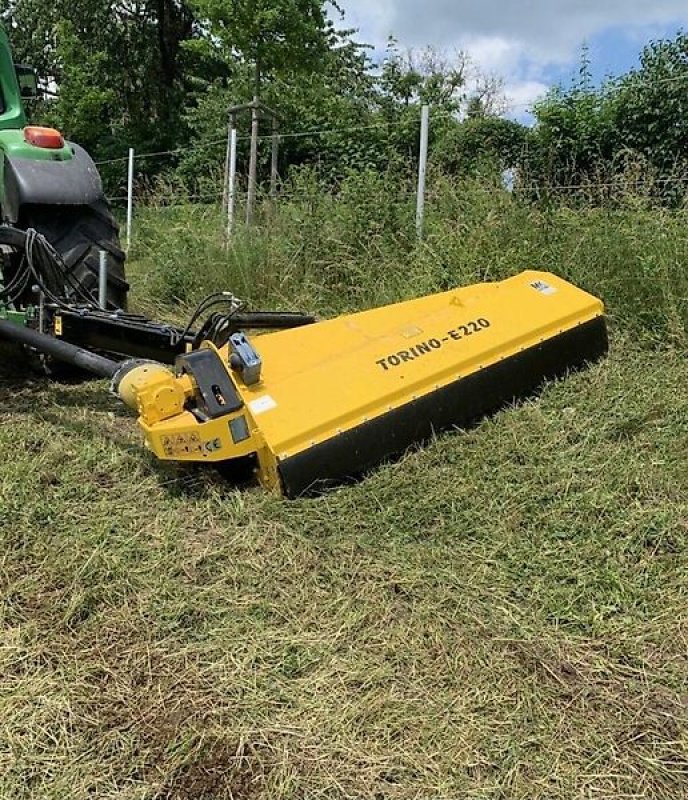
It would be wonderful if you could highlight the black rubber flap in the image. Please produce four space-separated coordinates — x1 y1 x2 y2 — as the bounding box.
277 316 608 498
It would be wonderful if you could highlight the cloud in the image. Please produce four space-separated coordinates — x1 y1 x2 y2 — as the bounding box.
459 35 553 114
345 0 688 62
504 79 550 117
340 0 688 117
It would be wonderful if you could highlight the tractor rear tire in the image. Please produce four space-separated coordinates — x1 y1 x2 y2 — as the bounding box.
19 200 129 309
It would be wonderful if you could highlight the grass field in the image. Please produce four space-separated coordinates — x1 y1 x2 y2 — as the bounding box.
2 182 688 798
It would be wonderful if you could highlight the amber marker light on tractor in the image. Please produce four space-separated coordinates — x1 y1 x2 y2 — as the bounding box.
23 125 64 149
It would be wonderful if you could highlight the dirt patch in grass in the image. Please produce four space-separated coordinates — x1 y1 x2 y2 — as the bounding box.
157 738 266 800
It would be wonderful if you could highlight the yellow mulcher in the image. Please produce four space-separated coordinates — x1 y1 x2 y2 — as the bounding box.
113 270 607 496
0 266 607 497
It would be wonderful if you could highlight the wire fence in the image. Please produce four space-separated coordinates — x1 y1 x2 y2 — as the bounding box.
93 114 455 169
93 71 688 171
106 173 688 213
100 108 439 245
96 100 688 251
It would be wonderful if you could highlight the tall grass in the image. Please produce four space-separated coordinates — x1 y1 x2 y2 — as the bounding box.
129 171 688 345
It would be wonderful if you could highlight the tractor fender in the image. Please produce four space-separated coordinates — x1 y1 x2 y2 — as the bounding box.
2 142 104 223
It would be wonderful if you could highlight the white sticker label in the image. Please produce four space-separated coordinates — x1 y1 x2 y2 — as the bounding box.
249 395 278 415
530 280 557 296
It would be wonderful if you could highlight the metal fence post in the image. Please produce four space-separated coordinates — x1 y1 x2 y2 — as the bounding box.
416 105 430 239
126 148 135 251
226 126 238 241
223 115 232 213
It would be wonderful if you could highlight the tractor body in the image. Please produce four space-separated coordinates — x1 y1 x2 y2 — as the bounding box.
0 23 127 318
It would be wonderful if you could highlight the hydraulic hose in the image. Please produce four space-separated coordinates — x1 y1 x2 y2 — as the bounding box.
229 312 316 329
0 318 119 378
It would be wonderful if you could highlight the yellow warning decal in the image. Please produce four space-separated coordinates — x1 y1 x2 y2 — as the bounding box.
54 315 63 336
161 432 202 457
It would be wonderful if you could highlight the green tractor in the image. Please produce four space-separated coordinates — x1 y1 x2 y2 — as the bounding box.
0 23 128 318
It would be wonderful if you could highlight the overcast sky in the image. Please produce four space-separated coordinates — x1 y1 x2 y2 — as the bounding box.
339 0 688 117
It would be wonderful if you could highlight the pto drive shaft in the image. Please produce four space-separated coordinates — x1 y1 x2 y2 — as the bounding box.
0 317 120 378
0 318 177 416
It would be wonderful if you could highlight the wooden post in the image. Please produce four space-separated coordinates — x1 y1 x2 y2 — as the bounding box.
246 99 259 226
270 117 279 198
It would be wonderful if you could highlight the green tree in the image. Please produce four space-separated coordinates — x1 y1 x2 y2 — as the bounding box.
379 40 466 110
2 0 56 76
435 116 528 176
4 0 196 161
529 33 688 197
614 32 688 176
178 31 381 183
189 0 337 97
531 84 620 186
530 47 621 188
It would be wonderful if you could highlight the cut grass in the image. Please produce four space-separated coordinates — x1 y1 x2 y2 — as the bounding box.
2 332 688 799
2 186 688 798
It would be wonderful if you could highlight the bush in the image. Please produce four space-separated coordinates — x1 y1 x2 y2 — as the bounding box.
434 116 529 176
